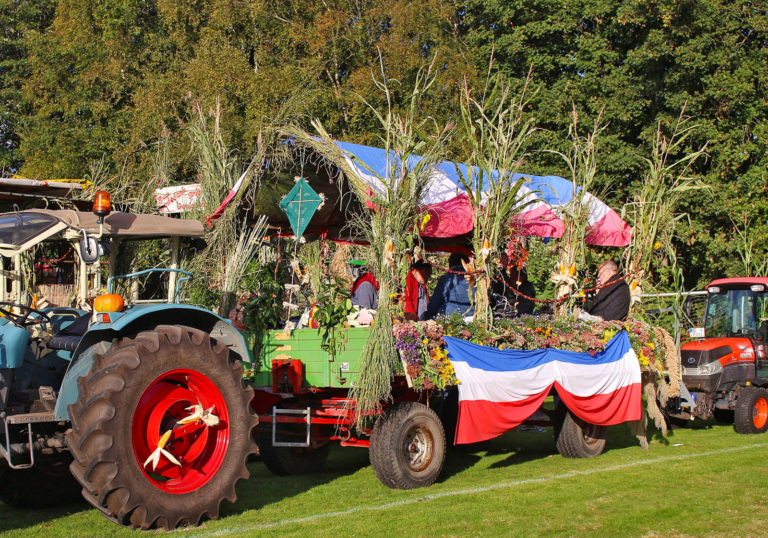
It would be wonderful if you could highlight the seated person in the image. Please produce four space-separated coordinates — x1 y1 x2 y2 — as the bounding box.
404 260 432 321
584 260 630 321
350 270 379 310
491 260 535 318
426 252 475 319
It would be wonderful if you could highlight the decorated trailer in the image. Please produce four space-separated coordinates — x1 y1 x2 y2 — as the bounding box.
250 316 658 490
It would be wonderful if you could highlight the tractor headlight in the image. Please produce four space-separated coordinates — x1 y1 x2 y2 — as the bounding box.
698 361 723 376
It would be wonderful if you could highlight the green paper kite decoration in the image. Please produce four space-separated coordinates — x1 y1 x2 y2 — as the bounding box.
279 177 323 239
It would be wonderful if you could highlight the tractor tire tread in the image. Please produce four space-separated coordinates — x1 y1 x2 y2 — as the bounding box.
66 326 257 530
734 386 768 434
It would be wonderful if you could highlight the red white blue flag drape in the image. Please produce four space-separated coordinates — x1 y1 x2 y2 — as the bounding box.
446 331 642 444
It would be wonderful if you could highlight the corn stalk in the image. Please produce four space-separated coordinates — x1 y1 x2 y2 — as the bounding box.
287 55 452 420
622 107 709 314
547 106 607 314
456 66 538 327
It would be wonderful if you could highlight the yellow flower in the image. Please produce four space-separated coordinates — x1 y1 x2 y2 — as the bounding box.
653 241 663 250
419 213 432 230
568 264 576 278
422 339 429 345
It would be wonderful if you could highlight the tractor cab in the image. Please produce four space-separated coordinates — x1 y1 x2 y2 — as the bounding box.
0 195 206 417
675 278 768 422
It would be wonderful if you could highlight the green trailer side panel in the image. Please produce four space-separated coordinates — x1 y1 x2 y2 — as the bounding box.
246 327 372 388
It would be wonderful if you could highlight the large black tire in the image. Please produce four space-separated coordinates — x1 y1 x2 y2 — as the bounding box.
369 402 446 489
66 326 258 529
0 459 82 508
734 387 768 434
257 427 330 475
555 410 607 458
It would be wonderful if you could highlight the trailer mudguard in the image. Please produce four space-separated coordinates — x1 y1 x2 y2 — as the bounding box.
54 304 251 421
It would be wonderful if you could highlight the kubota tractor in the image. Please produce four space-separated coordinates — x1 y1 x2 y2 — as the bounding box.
668 277 768 433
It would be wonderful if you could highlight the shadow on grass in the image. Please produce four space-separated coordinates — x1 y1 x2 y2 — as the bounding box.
1 444 370 532
0 500 88 533
220 443 371 519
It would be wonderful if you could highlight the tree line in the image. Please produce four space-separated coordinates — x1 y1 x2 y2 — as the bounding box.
1 0 766 287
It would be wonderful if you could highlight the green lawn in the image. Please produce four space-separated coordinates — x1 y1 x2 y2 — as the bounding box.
2 422 767 536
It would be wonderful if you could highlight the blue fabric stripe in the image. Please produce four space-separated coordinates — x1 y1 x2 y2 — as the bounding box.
444 331 631 372
333 140 577 206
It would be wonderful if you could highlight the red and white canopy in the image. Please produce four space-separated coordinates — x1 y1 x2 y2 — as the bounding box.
335 140 631 247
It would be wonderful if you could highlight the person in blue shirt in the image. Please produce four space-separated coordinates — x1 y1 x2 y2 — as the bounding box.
426 252 475 319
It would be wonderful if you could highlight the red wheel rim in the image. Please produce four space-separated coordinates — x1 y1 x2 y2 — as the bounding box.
131 369 230 494
753 397 768 430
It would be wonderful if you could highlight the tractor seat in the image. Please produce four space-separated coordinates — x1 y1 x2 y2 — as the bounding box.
47 313 91 352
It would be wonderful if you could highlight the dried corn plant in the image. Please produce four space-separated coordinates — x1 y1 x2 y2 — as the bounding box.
188 93 310 312
547 106 608 314
456 66 538 327
287 56 453 419
622 107 709 314
731 215 768 277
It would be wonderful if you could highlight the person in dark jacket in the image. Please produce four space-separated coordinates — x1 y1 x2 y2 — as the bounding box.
491 262 536 318
426 252 475 318
585 260 630 321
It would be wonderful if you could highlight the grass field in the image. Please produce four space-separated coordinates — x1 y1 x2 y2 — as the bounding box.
2 421 767 536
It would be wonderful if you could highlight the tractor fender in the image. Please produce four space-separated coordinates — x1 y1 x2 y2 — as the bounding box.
54 305 251 421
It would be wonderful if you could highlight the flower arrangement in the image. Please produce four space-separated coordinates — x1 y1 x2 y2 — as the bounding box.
393 315 672 391
393 320 456 390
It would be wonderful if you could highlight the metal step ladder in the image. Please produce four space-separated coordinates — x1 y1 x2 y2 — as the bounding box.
272 407 311 447
1 411 55 469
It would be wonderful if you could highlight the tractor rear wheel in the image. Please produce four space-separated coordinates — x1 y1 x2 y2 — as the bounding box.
257 428 330 475
369 402 446 489
734 387 768 434
555 410 607 458
66 326 257 529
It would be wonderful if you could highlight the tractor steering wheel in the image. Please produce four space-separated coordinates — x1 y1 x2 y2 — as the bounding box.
0 302 52 328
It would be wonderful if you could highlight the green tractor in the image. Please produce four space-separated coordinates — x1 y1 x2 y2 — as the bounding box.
0 196 257 529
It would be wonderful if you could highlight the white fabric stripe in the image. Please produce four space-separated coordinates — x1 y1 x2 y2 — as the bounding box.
452 347 640 402
343 154 461 205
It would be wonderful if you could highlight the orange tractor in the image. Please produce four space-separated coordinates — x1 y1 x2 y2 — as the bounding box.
669 278 768 433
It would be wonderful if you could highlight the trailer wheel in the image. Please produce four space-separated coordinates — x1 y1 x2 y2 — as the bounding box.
0 459 82 508
66 326 257 529
555 410 606 458
257 427 330 475
734 387 768 434
369 402 446 489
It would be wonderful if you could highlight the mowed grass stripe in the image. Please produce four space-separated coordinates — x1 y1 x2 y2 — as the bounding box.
204 441 768 536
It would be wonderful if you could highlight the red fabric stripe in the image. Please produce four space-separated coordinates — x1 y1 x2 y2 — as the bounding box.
553 382 641 426
454 382 641 445
455 390 551 444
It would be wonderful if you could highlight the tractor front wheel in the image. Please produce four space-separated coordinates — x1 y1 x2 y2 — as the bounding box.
734 387 768 434
369 402 446 489
66 326 257 529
